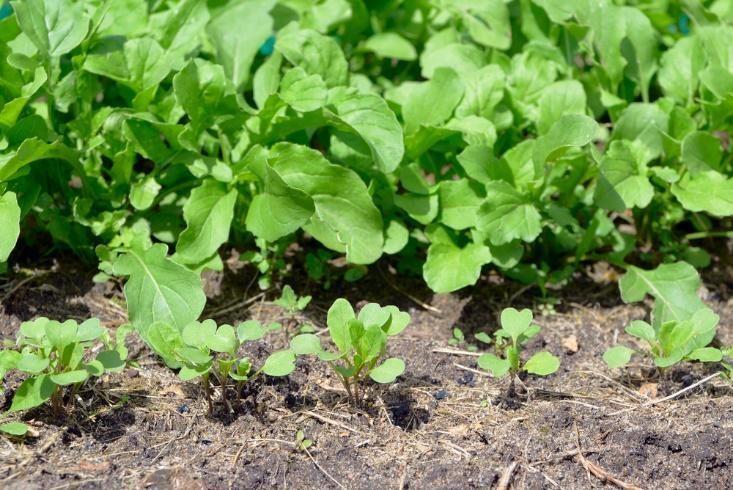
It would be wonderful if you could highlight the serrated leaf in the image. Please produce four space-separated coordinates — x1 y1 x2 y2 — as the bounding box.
672 171 733 217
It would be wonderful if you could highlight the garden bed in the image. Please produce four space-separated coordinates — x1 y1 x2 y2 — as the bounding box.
1 261 731 489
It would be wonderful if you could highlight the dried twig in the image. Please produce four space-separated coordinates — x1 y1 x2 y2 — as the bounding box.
303 447 345 489
497 461 518 490
643 372 721 406
573 424 641 490
433 347 482 357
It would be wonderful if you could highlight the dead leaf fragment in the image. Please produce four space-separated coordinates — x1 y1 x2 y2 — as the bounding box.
562 335 579 353
639 383 658 399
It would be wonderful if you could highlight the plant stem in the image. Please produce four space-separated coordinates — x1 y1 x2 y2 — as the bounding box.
202 374 213 414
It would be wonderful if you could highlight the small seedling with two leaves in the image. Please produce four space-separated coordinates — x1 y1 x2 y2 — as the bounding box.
0 317 130 415
290 299 410 406
147 319 295 413
295 429 313 451
477 308 560 393
449 327 479 352
273 285 312 332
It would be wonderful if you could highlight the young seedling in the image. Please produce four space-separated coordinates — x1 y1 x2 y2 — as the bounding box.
603 307 724 370
273 285 311 332
448 327 479 352
147 319 295 413
0 318 130 415
477 308 560 395
290 299 410 406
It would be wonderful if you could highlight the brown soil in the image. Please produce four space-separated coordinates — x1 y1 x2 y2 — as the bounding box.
1 259 732 489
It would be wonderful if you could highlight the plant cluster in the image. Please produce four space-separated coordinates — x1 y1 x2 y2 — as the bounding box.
2 0 733 300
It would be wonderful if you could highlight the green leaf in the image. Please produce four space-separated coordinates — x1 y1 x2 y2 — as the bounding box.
17 353 50 374
9 375 56 412
524 351 560 376
686 347 723 363
658 35 701 102
246 158 315 242
438 179 484 230
44 320 76 352
206 324 237 354
625 320 656 344
269 143 383 264
0 192 20 262
536 80 586 134
276 25 348 88
129 176 161 211
532 114 598 166
500 308 534 343
96 350 125 372
328 89 404 174
290 334 323 355
402 67 464 135
477 181 541 245
672 171 733 217
603 345 635 369
206 0 274 88
384 306 410 336
12 0 89 57
681 131 722 174
261 350 296 377
237 320 267 342
612 103 669 159
112 244 206 340
176 346 212 365
50 369 89 386
477 353 510 378
0 422 29 437
173 59 230 131
327 298 355 353
358 303 391 329
280 67 327 113
0 138 79 183
594 141 653 211
369 358 405 383
363 33 416 61
619 262 705 325
423 240 491 293
383 220 409 255
175 180 237 265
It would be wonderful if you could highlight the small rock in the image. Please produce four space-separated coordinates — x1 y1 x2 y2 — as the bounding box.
177 404 189 414
434 389 449 400
562 335 579 354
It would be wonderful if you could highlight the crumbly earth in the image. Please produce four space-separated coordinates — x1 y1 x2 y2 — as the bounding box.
0 258 732 489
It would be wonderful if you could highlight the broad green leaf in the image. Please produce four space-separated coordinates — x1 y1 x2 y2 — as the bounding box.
84 37 174 92
328 89 404 174
182 320 217 348
173 59 230 131
659 37 702 102
206 0 274 88
246 159 315 243
384 306 410 336
477 353 510 378
76 318 104 342
438 179 484 230
175 180 237 265
383 220 409 255
253 51 282 109
363 32 416 60
672 171 733 217
129 176 161 211
603 345 634 369
96 350 125 372
280 67 327 112
612 103 669 159
261 350 296 377
147 321 184 363
402 67 464 135
455 65 505 120
176 346 212 365
620 262 705 326
358 303 391 329
477 181 541 245
276 25 348 88
0 422 29 436
206 324 237 354
45 320 76 352
327 298 355 353
681 131 722 175
50 369 88 386
290 334 323 355
532 114 598 166
0 192 20 262
421 43 485 81
9 375 56 412
17 353 49 374
687 347 723 363
12 0 89 57
423 241 491 293
594 141 653 211
237 320 267 342
536 80 586 135
112 244 206 338
625 320 656 344
500 308 534 342
621 6 658 102
0 138 78 182
369 358 405 383
269 143 383 264
0 67 47 129
524 351 560 376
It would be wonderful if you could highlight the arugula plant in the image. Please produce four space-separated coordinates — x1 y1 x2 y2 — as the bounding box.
477 308 560 380
603 262 724 370
273 285 311 317
147 319 294 413
0 318 129 415
290 299 409 405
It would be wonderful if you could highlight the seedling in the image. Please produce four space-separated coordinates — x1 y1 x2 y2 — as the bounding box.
603 263 723 372
477 308 560 382
147 319 295 413
274 285 312 322
295 429 313 451
290 299 410 406
0 318 130 415
448 327 478 352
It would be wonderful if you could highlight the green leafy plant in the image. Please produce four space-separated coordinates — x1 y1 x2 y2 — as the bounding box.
477 308 560 380
603 262 724 370
448 327 479 352
0 318 129 414
273 285 311 316
0 421 30 439
290 299 409 405
147 318 295 413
